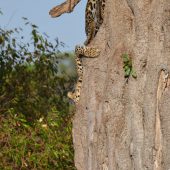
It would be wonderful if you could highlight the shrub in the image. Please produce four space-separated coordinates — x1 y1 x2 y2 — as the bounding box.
0 16 76 169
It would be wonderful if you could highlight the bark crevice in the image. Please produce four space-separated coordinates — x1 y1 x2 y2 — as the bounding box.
72 0 170 169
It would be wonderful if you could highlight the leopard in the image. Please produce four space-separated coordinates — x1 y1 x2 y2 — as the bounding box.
85 0 106 45
67 0 106 104
67 46 100 103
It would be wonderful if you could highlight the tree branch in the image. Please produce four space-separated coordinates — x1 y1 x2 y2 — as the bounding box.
49 0 81 18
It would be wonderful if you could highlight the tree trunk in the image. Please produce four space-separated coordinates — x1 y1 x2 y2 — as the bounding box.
73 0 170 169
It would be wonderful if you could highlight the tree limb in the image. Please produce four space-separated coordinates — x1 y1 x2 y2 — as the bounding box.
49 0 81 18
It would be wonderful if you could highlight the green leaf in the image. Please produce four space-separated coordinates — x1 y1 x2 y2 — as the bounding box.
131 69 137 78
22 17 28 20
122 54 129 63
124 65 130 71
125 68 131 77
122 53 137 79
12 38 16 48
0 36 4 44
25 21 30 25
31 24 38 29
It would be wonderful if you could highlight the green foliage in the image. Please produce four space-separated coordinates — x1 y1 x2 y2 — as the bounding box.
0 109 76 170
0 16 76 169
0 18 75 120
122 53 137 79
0 9 3 15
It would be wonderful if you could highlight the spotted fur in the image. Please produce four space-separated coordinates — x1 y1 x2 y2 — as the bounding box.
67 46 100 103
85 0 106 45
68 0 106 103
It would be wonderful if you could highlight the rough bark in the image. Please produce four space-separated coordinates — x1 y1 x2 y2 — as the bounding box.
73 0 170 169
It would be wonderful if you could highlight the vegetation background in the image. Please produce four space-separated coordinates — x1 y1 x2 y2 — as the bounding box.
0 10 77 169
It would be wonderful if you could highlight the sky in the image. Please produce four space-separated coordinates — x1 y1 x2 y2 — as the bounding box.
0 0 86 51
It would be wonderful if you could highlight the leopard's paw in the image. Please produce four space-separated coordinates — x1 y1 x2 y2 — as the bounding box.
75 45 100 58
67 91 79 104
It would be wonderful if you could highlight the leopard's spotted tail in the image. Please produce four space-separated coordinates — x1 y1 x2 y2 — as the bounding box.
67 45 100 104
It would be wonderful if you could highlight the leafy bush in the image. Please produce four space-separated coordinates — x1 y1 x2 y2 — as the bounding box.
0 109 76 170
0 16 76 169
